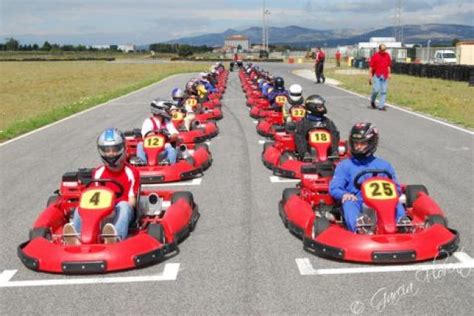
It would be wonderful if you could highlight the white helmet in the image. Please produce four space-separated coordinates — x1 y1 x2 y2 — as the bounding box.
289 84 303 102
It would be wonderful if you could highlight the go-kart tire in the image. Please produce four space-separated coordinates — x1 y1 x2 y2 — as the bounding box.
425 215 447 228
29 227 52 241
312 217 330 238
147 223 165 243
279 152 296 165
282 188 300 203
195 143 210 153
263 141 274 153
46 195 58 207
405 185 429 208
278 200 288 228
171 191 194 207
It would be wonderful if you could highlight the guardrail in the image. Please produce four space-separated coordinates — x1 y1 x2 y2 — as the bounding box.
391 62 474 82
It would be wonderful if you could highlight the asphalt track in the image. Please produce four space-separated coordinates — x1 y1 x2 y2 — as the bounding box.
1 63 472 315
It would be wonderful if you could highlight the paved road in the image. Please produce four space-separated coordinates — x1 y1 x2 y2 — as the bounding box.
1 65 472 315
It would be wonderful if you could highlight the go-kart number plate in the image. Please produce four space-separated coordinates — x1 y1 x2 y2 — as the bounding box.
185 98 198 107
309 130 331 144
171 110 184 120
291 108 306 117
275 96 287 104
144 135 165 149
80 189 113 210
364 180 397 200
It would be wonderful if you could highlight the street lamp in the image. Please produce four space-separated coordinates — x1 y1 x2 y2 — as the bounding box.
427 39 431 64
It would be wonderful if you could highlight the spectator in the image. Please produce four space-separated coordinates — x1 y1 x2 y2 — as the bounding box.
335 50 341 67
369 44 391 111
314 47 326 84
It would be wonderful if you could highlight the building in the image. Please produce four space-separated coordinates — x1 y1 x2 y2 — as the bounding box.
357 37 406 61
118 44 135 53
456 40 474 65
224 35 250 52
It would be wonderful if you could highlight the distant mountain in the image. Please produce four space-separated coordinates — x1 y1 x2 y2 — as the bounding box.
164 24 473 47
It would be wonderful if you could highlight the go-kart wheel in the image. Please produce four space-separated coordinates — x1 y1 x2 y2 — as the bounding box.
279 152 296 165
425 215 447 228
405 185 429 208
278 201 288 228
312 217 330 238
263 141 274 152
171 191 194 207
29 227 52 241
147 223 165 243
195 143 210 153
46 195 58 207
282 188 300 203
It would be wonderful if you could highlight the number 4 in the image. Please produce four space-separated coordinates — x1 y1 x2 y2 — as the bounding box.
89 192 100 205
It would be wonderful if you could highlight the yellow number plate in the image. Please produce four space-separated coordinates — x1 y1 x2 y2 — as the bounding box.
291 108 306 117
309 131 331 144
171 111 184 120
144 135 165 149
275 96 287 104
364 180 397 200
185 98 198 107
80 189 113 210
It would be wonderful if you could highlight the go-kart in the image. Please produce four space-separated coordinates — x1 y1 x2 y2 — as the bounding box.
169 108 219 142
18 170 200 273
125 130 212 184
249 95 287 119
279 168 459 263
184 96 223 121
256 106 306 138
262 128 348 178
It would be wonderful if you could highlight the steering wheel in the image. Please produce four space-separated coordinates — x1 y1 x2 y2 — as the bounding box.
353 169 393 190
85 179 124 198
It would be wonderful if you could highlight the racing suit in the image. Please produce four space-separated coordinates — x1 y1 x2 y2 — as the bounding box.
268 90 290 112
294 115 340 158
137 116 178 164
329 156 406 232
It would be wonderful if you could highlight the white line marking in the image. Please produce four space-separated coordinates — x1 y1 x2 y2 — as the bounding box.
0 263 180 288
253 120 258 124
0 74 183 148
142 178 202 188
270 176 299 183
292 69 474 135
258 140 266 144
296 252 474 276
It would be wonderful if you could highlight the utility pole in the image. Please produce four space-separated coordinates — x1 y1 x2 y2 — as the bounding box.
262 0 266 52
395 0 403 43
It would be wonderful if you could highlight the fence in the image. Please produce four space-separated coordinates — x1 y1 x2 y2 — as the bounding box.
391 62 473 82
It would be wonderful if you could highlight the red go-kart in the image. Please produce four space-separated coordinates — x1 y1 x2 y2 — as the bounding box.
169 108 219 143
184 96 223 121
256 106 306 138
18 170 200 273
125 130 212 184
280 168 459 263
262 128 348 178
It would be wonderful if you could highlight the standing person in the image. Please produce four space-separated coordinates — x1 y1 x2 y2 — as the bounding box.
335 50 341 67
314 47 326 84
369 44 391 111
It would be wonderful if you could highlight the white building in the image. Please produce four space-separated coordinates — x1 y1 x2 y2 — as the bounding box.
118 44 135 52
224 35 250 52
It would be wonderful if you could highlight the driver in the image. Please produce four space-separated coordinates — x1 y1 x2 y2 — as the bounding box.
329 122 411 234
63 128 140 245
135 99 179 164
267 76 289 111
294 95 340 159
283 84 304 123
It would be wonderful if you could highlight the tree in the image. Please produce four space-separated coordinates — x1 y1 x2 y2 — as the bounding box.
32 43 39 50
237 44 242 52
41 41 52 51
5 37 20 51
452 38 460 47
177 44 193 57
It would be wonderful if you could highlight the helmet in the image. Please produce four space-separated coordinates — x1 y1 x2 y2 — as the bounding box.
186 79 198 94
274 77 284 91
199 72 208 79
171 88 185 101
305 94 327 117
150 99 172 118
97 128 126 171
288 84 303 102
349 122 379 160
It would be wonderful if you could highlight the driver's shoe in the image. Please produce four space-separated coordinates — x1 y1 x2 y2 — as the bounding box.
397 216 413 233
102 223 119 244
356 214 375 235
63 223 80 246
129 156 146 166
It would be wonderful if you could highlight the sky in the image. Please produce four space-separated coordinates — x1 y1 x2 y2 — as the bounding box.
1 0 473 45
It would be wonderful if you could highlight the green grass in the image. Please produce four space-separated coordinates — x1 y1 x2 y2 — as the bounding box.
324 62 474 128
0 61 210 142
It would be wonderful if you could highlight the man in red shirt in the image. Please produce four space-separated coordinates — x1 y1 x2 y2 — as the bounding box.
63 128 140 245
369 44 391 111
335 50 341 67
315 47 326 84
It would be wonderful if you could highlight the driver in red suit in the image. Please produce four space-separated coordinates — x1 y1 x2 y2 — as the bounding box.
63 128 140 245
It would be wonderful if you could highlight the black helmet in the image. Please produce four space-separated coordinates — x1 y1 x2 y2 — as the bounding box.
274 76 285 91
150 99 172 118
305 94 327 117
349 122 379 160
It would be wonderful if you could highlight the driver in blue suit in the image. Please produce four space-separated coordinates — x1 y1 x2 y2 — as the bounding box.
329 122 411 234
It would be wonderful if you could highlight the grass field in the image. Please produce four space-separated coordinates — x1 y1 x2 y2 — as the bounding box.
0 61 210 141
323 61 474 128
